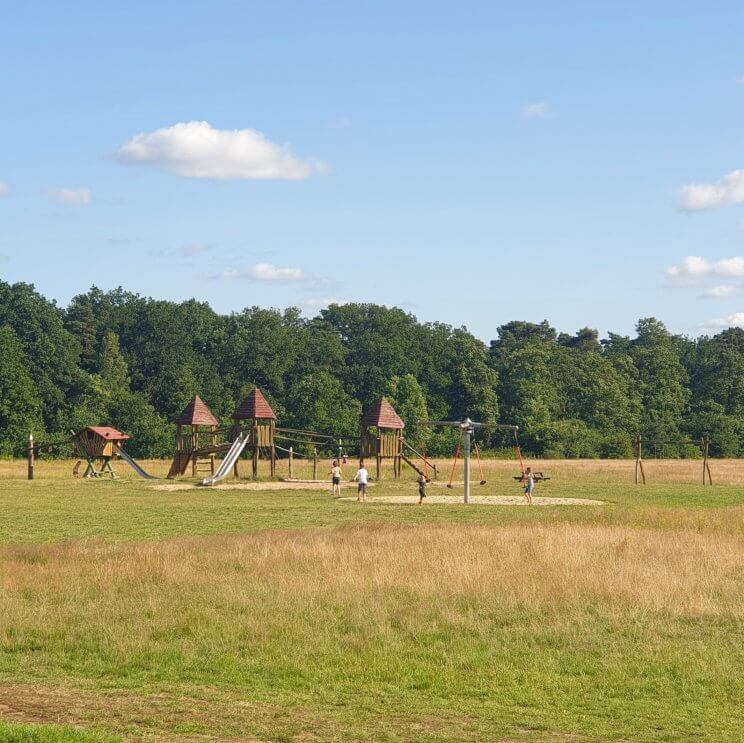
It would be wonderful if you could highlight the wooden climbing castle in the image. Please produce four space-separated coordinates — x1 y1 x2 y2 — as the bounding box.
167 395 220 479
359 396 405 479
231 387 277 478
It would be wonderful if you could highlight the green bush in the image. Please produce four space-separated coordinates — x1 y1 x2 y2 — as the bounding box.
599 432 633 459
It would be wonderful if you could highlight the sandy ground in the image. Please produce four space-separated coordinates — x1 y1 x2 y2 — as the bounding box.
339 494 604 506
154 480 362 492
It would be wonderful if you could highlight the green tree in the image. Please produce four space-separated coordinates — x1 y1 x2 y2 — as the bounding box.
98 331 131 395
286 372 361 450
0 326 43 455
631 318 689 441
385 374 429 447
0 281 83 432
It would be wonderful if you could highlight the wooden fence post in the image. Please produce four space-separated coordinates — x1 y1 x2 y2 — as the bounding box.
702 437 713 485
289 446 294 479
313 447 318 480
27 433 34 481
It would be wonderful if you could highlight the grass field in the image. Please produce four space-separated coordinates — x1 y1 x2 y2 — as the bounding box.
0 456 742 742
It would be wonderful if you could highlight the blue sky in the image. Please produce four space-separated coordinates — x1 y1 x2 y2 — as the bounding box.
1 1 744 340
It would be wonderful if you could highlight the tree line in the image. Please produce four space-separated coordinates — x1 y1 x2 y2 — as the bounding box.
0 280 742 458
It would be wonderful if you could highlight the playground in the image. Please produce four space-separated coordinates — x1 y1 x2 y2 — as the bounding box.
1 450 743 742
3 393 743 742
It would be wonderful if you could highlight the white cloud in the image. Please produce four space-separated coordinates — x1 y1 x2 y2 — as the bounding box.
250 262 303 280
0 182 10 197
678 170 744 211
667 255 744 283
704 312 744 330
522 102 550 118
47 187 92 205
210 262 304 281
698 285 736 299
116 121 327 181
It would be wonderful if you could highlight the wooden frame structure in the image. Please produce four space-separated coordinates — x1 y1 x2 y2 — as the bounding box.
72 426 130 479
633 434 713 485
359 396 405 479
232 387 277 479
167 395 220 479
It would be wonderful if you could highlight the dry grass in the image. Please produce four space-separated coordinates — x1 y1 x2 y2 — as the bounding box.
0 457 743 740
5 455 743 485
2 523 741 634
1 523 743 740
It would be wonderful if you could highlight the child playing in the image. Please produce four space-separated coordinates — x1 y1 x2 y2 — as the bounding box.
522 466 535 504
353 460 369 502
417 473 428 504
330 459 342 497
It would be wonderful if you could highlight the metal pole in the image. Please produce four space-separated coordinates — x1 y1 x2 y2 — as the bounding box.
463 424 471 504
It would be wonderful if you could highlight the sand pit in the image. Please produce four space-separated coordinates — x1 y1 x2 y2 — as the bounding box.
339 495 604 506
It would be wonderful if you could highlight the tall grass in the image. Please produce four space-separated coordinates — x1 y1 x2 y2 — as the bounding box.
1 523 742 740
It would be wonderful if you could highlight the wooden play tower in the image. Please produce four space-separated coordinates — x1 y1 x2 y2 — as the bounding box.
232 387 277 478
167 395 219 479
359 396 405 479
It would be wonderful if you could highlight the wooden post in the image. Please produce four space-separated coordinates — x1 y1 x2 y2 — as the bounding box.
313 447 318 480
702 437 713 485
270 420 276 478
634 434 646 485
376 434 381 480
289 446 294 479
634 434 639 484
27 433 34 481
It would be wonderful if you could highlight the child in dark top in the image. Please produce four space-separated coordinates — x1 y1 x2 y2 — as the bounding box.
417 473 428 504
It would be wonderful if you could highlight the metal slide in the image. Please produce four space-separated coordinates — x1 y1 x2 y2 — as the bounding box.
200 432 249 486
114 445 158 480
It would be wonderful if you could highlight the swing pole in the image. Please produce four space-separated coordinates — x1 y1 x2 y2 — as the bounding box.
463 426 471 504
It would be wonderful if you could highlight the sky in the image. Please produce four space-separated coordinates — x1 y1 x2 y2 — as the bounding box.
1 1 744 341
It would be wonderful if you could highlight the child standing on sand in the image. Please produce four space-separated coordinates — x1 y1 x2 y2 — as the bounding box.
417 473 428 504
330 459 342 497
522 466 535 504
354 461 369 502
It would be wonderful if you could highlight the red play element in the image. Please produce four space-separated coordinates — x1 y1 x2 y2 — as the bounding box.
83 426 130 441
232 387 277 420
175 395 219 426
361 396 404 429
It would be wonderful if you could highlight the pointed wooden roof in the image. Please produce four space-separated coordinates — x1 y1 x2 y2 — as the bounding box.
361 396 404 429
232 387 277 420
175 395 219 426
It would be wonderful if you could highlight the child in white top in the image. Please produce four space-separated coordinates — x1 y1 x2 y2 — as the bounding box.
354 461 369 502
523 467 535 504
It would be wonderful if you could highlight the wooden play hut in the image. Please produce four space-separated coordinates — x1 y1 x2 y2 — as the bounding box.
72 426 130 478
167 395 219 479
232 387 277 478
360 396 405 479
